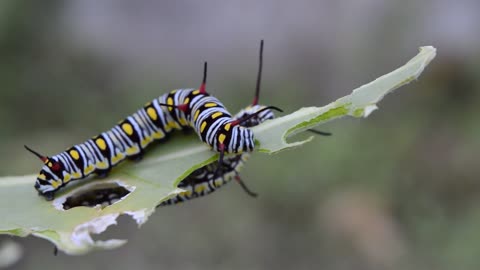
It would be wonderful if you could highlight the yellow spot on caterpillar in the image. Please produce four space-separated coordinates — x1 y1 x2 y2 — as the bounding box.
162 121 172 132
141 136 153 147
219 133 226 144
95 138 107 150
195 184 206 193
153 130 165 139
121 123 134 136
192 90 200 95
168 121 180 129
63 174 71 183
96 160 108 169
126 146 140 155
194 110 200 121
72 172 82 178
38 173 46 180
205 102 217 108
179 117 187 126
214 179 223 187
111 153 125 164
84 164 95 175
147 107 158 121
224 123 231 131
48 162 53 167
184 190 193 197
184 97 190 104
50 180 60 189
170 89 177 94
200 121 207 133
69 150 80 160
167 97 174 112
211 112 222 119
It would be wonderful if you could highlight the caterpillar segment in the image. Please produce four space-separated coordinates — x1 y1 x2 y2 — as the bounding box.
26 88 206 200
158 103 276 206
159 154 251 206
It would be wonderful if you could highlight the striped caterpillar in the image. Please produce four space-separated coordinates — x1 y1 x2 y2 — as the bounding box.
158 108 331 206
26 41 280 201
159 51 332 206
158 104 275 206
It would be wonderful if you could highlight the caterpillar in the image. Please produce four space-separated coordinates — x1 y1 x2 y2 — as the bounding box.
158 104 275 206
59 105 276 210
158 108 331 207
158 52 332 207
26 41 280 201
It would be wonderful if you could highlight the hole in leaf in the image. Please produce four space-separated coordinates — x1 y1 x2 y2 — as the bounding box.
62 182 131 210
90 215 138 242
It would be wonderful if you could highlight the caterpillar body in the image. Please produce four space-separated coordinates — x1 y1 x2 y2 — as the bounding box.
26 41 278 201
158 104 275 206
27 87 270 200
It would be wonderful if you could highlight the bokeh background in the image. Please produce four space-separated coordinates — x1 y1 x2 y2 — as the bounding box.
0 0 479 269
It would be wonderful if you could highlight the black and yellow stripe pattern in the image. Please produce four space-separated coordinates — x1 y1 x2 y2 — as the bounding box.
32 88 259 200
159 155 249 206
30 41 273 201
159 104 275 206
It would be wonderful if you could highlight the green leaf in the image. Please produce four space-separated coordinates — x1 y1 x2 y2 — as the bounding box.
0 46 436 255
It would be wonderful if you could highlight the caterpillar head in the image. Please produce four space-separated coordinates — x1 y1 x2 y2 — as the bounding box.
25 146 64 201
217 105 279 154
215 122 255 154
233 105 275 127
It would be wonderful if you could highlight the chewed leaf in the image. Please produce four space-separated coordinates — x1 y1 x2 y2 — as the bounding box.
253 46 436 153
0 46 436 255
0 136 216 255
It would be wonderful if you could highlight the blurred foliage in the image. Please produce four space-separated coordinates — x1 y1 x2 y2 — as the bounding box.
0 1 479 270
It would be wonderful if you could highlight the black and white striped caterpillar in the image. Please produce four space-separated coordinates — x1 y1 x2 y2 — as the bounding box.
158 105 332 206
26 41 280 201
158 104 275 206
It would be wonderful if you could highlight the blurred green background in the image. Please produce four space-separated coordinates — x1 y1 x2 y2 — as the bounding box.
1 0 479 269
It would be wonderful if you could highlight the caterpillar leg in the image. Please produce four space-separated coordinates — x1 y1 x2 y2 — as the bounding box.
95 169 111 178
42 191 55 201
213 144 258 198
127 153 144 162
213 143 226 179
234 175 258 198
